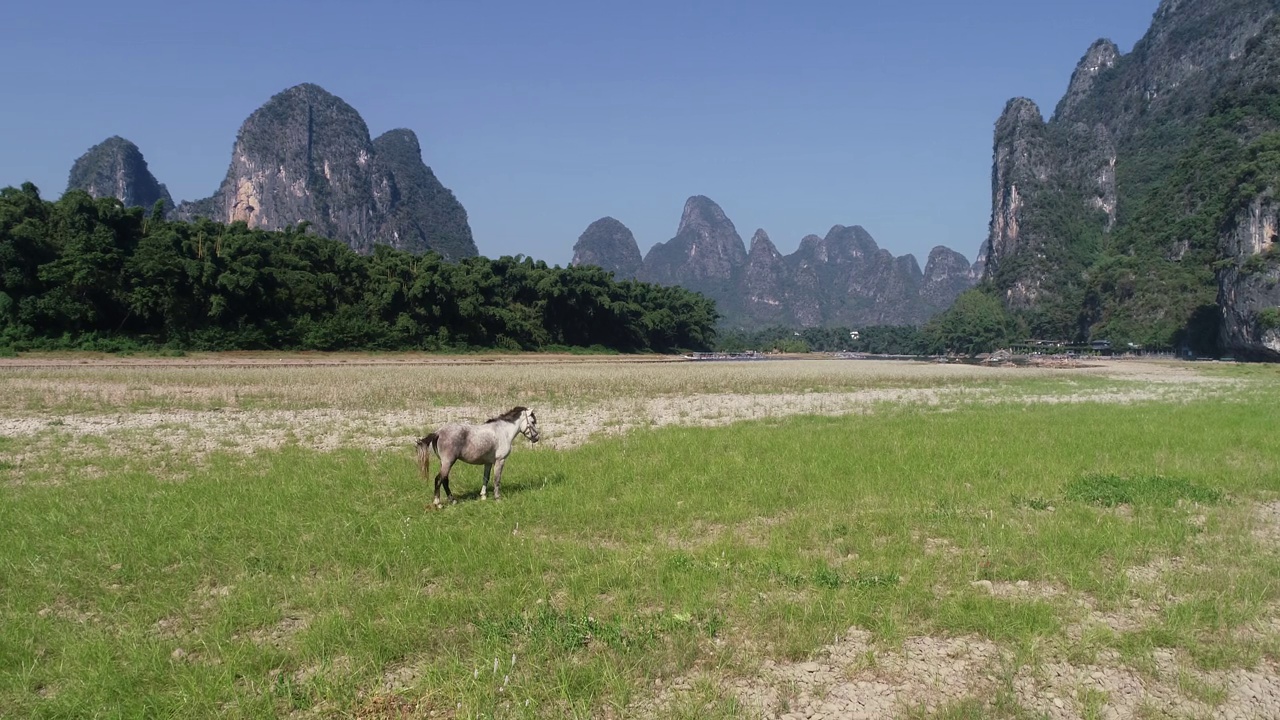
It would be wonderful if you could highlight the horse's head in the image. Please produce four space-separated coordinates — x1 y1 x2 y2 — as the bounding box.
519 408 540 443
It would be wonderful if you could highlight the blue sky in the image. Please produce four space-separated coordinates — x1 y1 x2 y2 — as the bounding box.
2 0 1160 266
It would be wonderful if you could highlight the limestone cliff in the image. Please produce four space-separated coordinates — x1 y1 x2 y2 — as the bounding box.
981 98 1053 308
176 83 474 258
981 0 1280 354
639 196 748 289
66 136 173 214
372 129 476 260
1218 197 1280 360
1214 17 1280 359
570 217 643 279
601 197 975 329
921 247 978 315
740 229 790 326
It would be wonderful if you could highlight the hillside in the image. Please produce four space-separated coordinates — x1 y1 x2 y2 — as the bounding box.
572 196 977 329
979 0 1280 358
67 84 476 260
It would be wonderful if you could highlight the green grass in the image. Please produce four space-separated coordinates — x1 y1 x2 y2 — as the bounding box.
2 385 1279 717
1064 474 1224 507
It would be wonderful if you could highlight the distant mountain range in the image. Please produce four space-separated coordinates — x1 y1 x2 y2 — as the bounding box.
571 196 978 329
66 84 476 260
65 82 974 330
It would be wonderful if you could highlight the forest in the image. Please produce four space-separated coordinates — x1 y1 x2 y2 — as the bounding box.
0 185 719 353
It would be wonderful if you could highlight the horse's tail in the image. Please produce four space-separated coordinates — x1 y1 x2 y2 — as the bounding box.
416 433 438 479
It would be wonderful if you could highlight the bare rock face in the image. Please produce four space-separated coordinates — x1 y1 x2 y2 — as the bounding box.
980 98 1053 308
177 84 388 248
570 217 643 279
1218 195 1280 360
66 136 173 214
1214 15 1280 360
1054 39 1121 122
176 83 474 258
599 196 976 329
639 195 749 320
921 246 977 314
372 129 477 260
740 229 789 326
640 195 748 288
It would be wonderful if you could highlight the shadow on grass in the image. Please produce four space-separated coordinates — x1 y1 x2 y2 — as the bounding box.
432 470 569 504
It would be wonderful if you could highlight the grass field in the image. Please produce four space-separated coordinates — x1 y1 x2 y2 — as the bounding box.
2 355 1278 719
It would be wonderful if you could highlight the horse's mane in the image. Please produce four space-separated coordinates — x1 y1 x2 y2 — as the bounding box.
486 406 529 424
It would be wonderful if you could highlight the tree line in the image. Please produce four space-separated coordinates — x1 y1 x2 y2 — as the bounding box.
0 185 718 353
715 290 1023 357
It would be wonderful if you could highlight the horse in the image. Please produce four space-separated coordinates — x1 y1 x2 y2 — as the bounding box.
416 407 540 507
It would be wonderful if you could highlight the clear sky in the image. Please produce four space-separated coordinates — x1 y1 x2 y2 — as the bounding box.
2 0 1161 266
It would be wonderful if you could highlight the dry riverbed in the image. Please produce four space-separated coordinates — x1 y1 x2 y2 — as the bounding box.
3 353 1274 719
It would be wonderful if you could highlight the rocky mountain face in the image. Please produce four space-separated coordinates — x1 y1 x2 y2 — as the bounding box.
68 84 474 259
570 217 643 280
979 0 1280 356
372 128 476 261
573 196 976 328
1219 197 1280 360
639 196 749 294
921 247 981 312
66 136 173 213
175 84 475 259
1214 20 1280 360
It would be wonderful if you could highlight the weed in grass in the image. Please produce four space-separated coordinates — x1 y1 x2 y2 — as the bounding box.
1066 626 1119 666
1010 494 1053 511
1132 701 1169 719
1065 474 1224 507
1177 669 1228 706
813 564 843 590
1076 686 1109 720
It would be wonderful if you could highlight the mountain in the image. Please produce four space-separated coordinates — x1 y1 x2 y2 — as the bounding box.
109 83 475 259
372 128 476 261
66 136 173 214
922 246 980 314
572 196 976 329
639 195 749 301
570 217 643 280
741 229 790 326
978 0 1280 357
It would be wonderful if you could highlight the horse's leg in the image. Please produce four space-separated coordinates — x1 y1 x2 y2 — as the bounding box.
492 457 507 500
433 472 443 508
480 464 492 500
438 458 457 505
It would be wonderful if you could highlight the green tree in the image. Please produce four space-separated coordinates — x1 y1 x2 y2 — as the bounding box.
923 289 1017 356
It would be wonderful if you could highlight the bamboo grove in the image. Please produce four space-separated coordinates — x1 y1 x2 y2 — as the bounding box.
0 185 718 353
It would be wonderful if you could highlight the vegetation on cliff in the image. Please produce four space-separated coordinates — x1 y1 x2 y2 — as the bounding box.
983 4 1280 356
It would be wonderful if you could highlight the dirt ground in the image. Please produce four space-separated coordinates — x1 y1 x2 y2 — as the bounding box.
0 356 1238 468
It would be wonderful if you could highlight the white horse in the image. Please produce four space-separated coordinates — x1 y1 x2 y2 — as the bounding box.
416 407 540 506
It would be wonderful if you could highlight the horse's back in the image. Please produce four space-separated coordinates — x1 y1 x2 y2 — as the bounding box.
435 423 500 465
